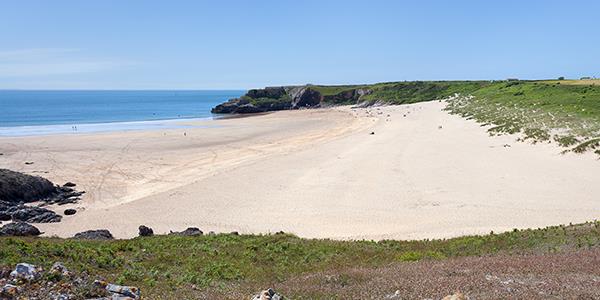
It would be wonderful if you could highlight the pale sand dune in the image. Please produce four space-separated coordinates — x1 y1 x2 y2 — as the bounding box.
2 101 599 239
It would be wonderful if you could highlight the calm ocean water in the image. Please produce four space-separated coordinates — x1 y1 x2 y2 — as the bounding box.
0 90 244 136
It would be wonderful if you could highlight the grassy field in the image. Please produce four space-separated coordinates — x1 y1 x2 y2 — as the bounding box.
2 222 600 298
538 79 600 86
444 80 600 155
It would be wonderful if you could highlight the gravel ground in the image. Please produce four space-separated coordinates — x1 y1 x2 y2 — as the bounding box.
4 248 600 299
211 248 600 299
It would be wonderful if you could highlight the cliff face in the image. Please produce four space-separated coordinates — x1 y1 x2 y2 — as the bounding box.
211 85 372 114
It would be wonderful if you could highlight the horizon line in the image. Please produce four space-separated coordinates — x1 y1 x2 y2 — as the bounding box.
0 77 597 91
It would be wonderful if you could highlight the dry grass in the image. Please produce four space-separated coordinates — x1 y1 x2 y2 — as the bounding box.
539 79 600 86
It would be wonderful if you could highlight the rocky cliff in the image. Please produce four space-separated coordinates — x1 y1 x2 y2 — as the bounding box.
211 85 372 114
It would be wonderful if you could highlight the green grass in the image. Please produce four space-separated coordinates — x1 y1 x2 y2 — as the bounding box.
2 222 600 297
444 80 600 155
308 84 367 96
360 81 491 104
242 95 291 107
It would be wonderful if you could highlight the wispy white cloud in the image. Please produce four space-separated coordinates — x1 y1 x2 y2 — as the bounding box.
0 48 137 78
0 48 80 61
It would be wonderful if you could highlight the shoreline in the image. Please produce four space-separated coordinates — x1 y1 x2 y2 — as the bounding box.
0 116 222 137
2 102 599 240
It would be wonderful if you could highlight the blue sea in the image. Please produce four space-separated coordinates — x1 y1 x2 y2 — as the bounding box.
0 90 244 136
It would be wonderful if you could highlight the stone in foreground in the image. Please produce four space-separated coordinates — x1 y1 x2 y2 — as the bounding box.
49 262 71 278
252 288 283 300
64 208 77 215
9 206 62 223
170 227 203 236
73 229 114 240
138 225 154 237
10 263 42 282
0 222 41 236
0 284 18 298
94 280 141 300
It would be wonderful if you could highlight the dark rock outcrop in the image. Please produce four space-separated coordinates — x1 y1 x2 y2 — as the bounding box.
0 200 11 211
0 169 57 204
63 182 76 187
212 85 372 114
235 103 265 114
0 212 10 221
211 97 249 114
73 229 114 240
0 169 84 209
0 222 42 236
170 227 203 236
64 209 77 215
138 225 154 237
9 206 62 223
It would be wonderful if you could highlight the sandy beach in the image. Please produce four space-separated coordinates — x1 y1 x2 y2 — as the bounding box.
1 101 599 239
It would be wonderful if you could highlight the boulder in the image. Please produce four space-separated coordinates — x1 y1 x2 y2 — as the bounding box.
73 229 114 240
0 284 18 298
0 222 41 236
49 262 71 278
10 263 42 282
0 200 11 211
106 283 141 299
0 169 84 209
64 209 77 216
0 169 57 205
0 212 10 221
251 288 283 300
138 225 154 237
94 280 141 300
170 227 203 236
10 206 62 223
181 227 203 236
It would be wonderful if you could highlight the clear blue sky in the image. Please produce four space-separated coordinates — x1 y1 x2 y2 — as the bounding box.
1 0 598 89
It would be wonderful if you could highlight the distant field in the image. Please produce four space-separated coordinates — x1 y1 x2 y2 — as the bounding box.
1 222 600 298
538 79 600 86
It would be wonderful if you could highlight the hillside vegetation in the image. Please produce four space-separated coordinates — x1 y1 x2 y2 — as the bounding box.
445 80 600 155
1 222 600 298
